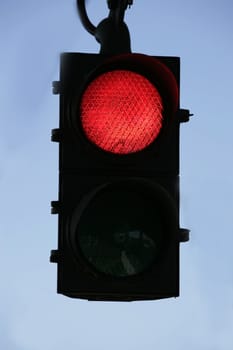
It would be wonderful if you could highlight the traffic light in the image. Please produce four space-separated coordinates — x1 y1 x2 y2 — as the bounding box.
50 52 189 301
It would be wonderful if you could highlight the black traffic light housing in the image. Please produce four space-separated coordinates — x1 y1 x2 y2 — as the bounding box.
50 52 190 301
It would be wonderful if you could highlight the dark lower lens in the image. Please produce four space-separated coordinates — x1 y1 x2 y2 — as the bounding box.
75 182 169 278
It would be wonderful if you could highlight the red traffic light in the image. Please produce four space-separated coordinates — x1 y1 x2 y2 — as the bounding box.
51 52 187 301
79 54 179 155
80 70 163 154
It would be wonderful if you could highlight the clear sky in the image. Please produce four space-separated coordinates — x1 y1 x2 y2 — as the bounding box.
0 0 233 349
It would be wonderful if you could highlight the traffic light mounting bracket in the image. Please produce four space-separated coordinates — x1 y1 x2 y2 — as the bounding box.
76 0 131 54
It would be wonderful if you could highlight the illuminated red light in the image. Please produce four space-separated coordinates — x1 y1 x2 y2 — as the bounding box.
80 70 163 154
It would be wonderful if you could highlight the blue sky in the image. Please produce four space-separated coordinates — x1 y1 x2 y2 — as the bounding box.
0 1 233 349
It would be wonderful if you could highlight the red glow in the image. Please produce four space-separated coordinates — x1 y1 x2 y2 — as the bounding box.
80 70 163 154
